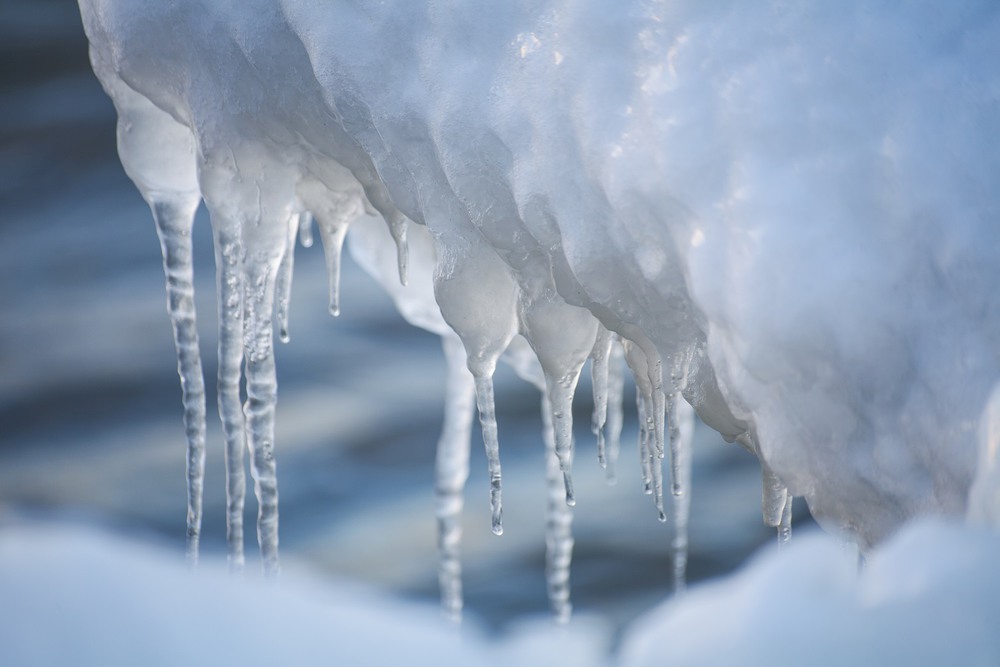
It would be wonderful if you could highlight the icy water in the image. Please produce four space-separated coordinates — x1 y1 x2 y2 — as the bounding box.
0 0 806 635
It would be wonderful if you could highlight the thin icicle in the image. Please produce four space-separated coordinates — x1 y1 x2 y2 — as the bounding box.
151 196 207 567
761 459 789 528
778 494 794 548
670 393 694 593
274 213 299 343
605 338 625 484
388 214 409 286
316 216 349 317
649 431 666 521
297 210 314 248
636 391 653 496
241 250 282 577
435 335 476 622
213 222 247 572
590 325 614 468
650 365 666 462
542 392 574 623
625 341 658 502
473 373 504 535
545 375 579 507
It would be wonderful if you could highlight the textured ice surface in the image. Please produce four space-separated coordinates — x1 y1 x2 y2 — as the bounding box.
79 0 1000 583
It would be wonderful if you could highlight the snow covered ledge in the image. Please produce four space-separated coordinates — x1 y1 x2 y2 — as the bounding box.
78 0 1000 592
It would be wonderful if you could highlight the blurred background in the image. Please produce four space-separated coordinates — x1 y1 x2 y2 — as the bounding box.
0 0 809 637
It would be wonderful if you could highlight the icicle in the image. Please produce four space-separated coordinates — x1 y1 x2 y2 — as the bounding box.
517 294 596 510
473 373 504 535
545 374 579 507
590 325 615 468
388 214 409 286
297 210 314 248
669 393 694 593
274 213 299 343
778 494 793 548
649 428 666 521
542 392 574 623
604 338 625 484
213 221 247 572
316 215 349 317
434 335 477 621
151 195 207 567
624 341 666 508
636 391 653 496
241 245 282 577
760 459 789 528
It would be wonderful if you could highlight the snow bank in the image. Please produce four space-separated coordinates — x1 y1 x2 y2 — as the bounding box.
77 0 1000 581
619 519 1000 667
0 523 609 667
3 521 997 666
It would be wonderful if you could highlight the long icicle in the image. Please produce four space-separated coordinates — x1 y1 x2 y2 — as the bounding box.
645 391 666 522
590 325 614 468
274 213 299 343
542 391 574 623
636 390 653 496
151 195 207 567
546 374 580 508
669 393 694 593
435 335 477 621
213 220 247 571
473 373 504 535
624 341 655 498
605 337 625 483
241 246 282 577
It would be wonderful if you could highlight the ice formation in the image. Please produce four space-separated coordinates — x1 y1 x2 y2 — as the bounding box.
79 0 1000 618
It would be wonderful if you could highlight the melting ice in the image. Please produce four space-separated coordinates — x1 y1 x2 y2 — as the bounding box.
79 0 1000 620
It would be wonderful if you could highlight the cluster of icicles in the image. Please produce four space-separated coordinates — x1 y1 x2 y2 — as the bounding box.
130 135 807 621
141 178 801 622
79 0 999 621
79 18 796 624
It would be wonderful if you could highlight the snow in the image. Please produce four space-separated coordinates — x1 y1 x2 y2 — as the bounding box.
619 519 1000 667
2 519 998 666
0 522 610 667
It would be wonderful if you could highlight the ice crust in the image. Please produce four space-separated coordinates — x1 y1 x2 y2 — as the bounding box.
80 0 1000 587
